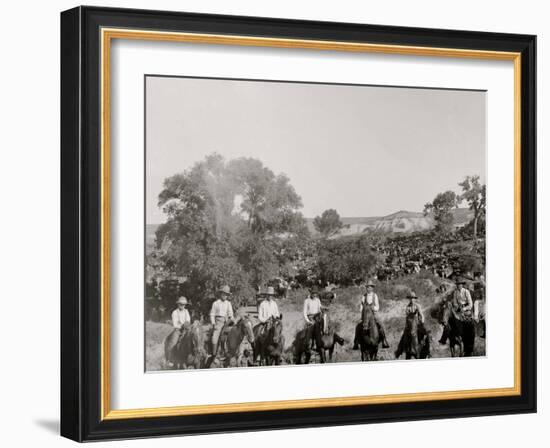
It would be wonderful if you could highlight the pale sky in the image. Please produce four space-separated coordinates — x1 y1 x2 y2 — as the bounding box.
146 76 486 224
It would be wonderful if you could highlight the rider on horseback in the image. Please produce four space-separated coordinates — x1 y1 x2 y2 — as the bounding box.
164 296 192 368
439 278 473 345
353 279 390 349
394 291 426 358
171 296 191 330
209 285 235 357
303 286 326 351
257 286 280 337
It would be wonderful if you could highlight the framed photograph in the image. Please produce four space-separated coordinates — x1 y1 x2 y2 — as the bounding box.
61 6 536 441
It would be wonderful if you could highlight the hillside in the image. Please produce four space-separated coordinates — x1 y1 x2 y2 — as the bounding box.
307 208 473 237
146 208 474 249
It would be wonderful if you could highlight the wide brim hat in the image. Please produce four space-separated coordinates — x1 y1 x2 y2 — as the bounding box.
218 285 232 295
308 286 320 295
263 286 277 296
407 291 418 299
455 277 466 285
365 279 376 288
176 296 188 305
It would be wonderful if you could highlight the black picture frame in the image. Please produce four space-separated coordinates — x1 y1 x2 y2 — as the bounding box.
61 5 536 442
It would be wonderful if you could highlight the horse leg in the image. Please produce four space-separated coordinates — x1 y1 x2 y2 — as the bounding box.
329 347 334 362
319 348 326 364
296 352 303 364
405 352 411 360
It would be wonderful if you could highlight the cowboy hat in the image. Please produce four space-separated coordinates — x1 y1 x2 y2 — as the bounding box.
455 277 466 285
365 279 376 288
263 286 277 296
176 296 188 305
218 285 232 295
407 291 418 299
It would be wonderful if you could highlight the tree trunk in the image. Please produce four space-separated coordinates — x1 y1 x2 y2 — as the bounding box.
473 215 478 240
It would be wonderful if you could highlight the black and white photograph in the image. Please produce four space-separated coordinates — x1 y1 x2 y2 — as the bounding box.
144 76 487 371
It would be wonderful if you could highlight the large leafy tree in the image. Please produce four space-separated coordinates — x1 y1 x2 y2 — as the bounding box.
423 190 459 234
152 154 309 304
458 174 486 239
313 208 343 237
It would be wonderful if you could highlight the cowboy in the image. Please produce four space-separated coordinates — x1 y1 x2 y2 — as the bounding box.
171 296 191 330
163 296 192 368
257 286 281 337
303 286 325 351
439 278 473 344
353 279 390 349
395 291 425 358
209 285 235 356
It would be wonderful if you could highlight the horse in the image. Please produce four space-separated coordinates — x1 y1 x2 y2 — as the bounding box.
210 315 255 367
253 316 285 366
395 312 431 360
164 326 189 369
358 304 379 361
311 311 344 363
176 320 207 369
438 300 476 357
292 326 313 365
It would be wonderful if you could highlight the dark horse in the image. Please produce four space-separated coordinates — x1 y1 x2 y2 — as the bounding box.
437 300 476 357
209 315 255 367
293 325 313 365
311 311 344 363
164 322 206 369
253 316 285 366
358 305 379 361
293 312 340 364
395 312 432 360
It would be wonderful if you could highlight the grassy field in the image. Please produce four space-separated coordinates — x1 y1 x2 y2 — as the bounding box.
145 273 486 371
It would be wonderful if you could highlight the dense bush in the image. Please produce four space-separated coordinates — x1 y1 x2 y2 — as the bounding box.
316 235 379 285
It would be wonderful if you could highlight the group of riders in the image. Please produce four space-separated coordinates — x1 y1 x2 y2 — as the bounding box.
166 276 485 368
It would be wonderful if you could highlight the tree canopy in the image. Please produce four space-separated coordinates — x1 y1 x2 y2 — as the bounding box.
313 209 344 237
152 154 309 303
458 174 486 239
423 190 459 234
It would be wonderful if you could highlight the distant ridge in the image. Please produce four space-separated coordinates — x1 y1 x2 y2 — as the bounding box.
306 208 473 237
147 208 474 245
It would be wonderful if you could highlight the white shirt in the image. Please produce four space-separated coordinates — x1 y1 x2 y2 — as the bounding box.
360 292 380 312
303 297 322 323
209 299 234 324
454 288 473 311
171 308 191 329
258 298 280 323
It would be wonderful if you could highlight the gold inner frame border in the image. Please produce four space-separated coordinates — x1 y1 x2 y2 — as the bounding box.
99 27 522 421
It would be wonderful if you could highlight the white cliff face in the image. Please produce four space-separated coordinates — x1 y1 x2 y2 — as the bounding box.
326 209 474 238
372 212 434 233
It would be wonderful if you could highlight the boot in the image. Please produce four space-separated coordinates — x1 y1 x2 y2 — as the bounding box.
382 338 390 349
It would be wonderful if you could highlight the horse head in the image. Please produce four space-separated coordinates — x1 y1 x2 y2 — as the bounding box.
270 316 284 344
239 315 255 344
190 321 206 357
431 298 451 324
361 304 375 331
361 304 378 346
